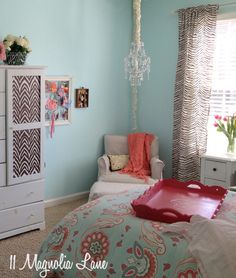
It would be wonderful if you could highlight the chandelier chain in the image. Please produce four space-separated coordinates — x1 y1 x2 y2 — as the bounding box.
133 0 141 44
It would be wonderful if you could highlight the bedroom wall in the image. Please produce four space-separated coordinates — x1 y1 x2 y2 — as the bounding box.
0 0 132 199
141 0 236 178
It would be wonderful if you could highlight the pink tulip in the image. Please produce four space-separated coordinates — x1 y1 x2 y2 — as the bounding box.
223 116 228 122
214 115 220 120
213 122 219 127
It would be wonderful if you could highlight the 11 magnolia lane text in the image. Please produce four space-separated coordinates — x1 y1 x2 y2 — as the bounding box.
9 253 108 277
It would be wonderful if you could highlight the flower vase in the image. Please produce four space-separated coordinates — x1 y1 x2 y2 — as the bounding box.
227 138 235 154
5 52 27 65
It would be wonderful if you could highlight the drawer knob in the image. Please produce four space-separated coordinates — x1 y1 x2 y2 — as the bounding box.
27 191 34 197
213 168 217 172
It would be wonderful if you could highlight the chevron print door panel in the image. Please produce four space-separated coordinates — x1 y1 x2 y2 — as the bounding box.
13 129 41 178
7 69 44 185
12 76 40 124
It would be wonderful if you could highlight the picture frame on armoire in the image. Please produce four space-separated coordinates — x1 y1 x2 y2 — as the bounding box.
45 76 72 126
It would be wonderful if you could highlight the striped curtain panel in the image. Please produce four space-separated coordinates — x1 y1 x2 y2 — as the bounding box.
172 5 219 181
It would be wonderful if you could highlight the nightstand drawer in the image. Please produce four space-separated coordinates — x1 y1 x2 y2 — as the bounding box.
204 178 227 188
204 160 226 181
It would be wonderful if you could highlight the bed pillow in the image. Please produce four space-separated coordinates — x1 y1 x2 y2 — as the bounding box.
108 154 129 171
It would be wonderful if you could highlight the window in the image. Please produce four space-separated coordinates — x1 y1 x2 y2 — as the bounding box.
207 18 236 153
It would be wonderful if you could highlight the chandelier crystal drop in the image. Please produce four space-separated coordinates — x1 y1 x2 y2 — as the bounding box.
124 41 151 86
124 0 151 87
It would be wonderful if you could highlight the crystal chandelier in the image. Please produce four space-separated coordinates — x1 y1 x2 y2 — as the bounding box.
124 0 151 87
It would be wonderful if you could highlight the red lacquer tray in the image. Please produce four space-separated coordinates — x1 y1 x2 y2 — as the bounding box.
131 179 228 223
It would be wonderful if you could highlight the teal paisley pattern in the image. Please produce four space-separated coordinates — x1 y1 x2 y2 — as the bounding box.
35 189 236 278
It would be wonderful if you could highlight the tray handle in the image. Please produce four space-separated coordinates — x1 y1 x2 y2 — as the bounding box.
185 180 205 190
186 184 202 190
184 180 227 195
157 208 188 223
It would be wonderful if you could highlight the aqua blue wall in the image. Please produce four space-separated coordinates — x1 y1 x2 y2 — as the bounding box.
2 0 234 197
0 0 132 199
140 0 236 178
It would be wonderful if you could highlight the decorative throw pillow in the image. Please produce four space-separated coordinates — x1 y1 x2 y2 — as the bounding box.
108 155 129 171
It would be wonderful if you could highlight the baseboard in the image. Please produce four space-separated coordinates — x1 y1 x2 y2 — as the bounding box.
44 191 89 208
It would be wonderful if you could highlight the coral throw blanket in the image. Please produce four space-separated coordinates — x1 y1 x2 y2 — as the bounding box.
120 133 154 181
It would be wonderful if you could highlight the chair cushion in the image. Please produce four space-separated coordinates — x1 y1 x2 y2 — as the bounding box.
98 172 156 185
108 154 129 171
89 181 151 201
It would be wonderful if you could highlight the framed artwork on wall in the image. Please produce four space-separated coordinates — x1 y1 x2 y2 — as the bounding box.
75 87 89 108
45 76 72 126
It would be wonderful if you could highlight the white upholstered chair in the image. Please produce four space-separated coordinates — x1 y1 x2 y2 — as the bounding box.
89 134 164 200
97 134 164 183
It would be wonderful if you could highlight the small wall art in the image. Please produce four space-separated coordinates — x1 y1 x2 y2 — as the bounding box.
45 76 72 124
75 87 89 108
45 76 72 137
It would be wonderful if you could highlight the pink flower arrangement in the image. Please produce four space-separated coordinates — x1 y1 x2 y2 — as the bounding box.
0 41 6 61
214 114 236 153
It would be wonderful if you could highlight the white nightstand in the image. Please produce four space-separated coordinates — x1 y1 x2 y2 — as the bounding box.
200 153 236 189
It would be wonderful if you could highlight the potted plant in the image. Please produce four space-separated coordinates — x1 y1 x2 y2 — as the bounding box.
3 34 32 65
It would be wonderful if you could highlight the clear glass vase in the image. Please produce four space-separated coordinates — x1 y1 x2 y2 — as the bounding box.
227 137 235 153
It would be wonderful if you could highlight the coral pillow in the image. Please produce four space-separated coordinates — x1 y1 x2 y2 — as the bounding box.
108 155 129 171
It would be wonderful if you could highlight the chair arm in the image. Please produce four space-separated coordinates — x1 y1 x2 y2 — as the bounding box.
150 156 165 179
97 155 111 177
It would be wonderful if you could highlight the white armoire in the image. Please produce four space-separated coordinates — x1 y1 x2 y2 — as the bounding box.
0 66 45 239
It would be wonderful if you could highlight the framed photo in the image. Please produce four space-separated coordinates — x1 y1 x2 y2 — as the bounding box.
45 76 72 126
75 87 89 108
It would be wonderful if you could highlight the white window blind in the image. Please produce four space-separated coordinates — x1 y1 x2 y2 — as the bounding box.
207 18 236 153
209 19 236 116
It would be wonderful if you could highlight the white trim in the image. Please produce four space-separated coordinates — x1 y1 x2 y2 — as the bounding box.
217 12 236 21
0 65 46 69
0 222 45 240
44 191 89 208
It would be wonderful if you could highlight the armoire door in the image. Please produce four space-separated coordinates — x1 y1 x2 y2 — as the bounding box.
7 68 45 185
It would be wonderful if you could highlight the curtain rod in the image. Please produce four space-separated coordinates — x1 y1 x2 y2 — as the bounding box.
172 2 236 14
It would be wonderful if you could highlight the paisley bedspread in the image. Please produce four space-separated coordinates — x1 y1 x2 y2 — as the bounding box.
34 188 236 278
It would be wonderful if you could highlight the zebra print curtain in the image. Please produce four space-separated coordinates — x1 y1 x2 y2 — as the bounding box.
172 4 219 181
